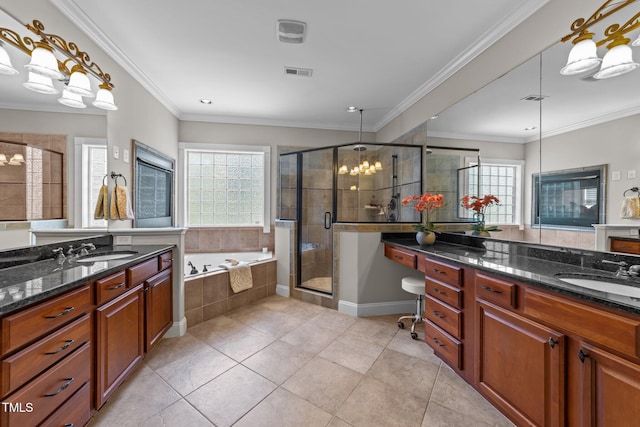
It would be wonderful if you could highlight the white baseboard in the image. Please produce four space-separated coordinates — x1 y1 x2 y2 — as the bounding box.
338 300 415 317
164 317 187 338
276 283 290 297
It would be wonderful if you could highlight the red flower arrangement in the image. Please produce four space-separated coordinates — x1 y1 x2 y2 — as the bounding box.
460 194 501 234
402 193 445 232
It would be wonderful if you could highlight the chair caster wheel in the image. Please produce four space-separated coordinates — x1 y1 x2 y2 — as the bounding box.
411 332 418 340
397 321 405 329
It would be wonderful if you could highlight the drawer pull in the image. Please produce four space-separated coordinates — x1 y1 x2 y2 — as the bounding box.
432 268 446 275
432 288 445 295
578 349 590 363
432 338 445 347
64 424 74 427
432 311 445 319
107 282 125 291
44 377 74 397
45 307 74 319
481 285 502 294
45 339 75 355
548 337 558 349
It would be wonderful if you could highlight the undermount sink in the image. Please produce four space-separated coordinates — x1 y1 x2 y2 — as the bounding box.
76 250 139 262
557 276 640 298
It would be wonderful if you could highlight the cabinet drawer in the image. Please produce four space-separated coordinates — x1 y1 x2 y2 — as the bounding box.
424 258 462 287
425 295 462 339
425 321 462 370
476 273 517 309
524 288 640 358
384 245 416 269
1 285 91 354
96 270 127 305
426 278 463 309
1 343 91 427
610 238 640 255
159 250 174 271
127 258 159 287
0 314 90 398
41 381 91 427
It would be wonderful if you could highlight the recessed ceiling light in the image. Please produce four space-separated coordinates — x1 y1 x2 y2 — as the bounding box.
200 99 212 104
346 106 358 112
524 126 537 130
430 114 439 120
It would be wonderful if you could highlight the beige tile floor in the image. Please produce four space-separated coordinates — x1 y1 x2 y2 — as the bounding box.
88 295 515 427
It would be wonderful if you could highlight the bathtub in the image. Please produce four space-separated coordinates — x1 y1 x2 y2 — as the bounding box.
184 251 273 279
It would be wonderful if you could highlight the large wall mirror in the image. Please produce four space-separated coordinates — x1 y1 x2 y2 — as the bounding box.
426 4 640 251
0 7 108 249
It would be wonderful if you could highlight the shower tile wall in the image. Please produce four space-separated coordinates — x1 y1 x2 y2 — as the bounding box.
425 153 460 222
278 154 297 220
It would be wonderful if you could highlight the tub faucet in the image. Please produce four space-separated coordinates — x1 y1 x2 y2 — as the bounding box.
188 261 198 275
203 264 211 272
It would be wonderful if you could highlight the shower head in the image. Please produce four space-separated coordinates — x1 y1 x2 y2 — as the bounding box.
353 144 367 152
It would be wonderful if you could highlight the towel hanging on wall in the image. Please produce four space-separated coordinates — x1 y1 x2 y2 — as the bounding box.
110 183 135 220
620 196 640 219
93 183 109 220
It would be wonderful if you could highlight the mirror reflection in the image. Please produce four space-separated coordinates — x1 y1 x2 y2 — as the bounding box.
0 9 108 250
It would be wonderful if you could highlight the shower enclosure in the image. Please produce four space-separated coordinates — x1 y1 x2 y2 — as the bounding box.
279 143 422 295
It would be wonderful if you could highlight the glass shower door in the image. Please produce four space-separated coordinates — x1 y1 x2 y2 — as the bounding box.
299 148 334 294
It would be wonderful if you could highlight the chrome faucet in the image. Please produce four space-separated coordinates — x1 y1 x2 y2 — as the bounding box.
600 259 640 278
67 243 96 257
188 261 198 275
52 247 66 263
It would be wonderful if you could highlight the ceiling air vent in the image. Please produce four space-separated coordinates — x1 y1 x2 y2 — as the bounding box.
520 94 548 102
277 20 306 44
284 66 313 77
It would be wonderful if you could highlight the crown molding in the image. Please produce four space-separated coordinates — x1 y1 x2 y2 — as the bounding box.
373 0 551 132
0 102 106 116
51 0 181 118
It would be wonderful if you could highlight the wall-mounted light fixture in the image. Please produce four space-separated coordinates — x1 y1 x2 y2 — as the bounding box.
0 18 117 109
561 0 640 79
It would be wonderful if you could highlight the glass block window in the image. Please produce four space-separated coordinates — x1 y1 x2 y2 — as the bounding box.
187 150 265 226
465 161 520 225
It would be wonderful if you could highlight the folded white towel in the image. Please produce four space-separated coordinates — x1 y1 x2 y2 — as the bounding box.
218 261 253 293
620 196 640 219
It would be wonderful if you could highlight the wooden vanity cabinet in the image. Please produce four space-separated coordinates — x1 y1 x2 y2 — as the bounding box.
609 237 640 255
476 299 565 426
95 284 145 409
144 268 173 352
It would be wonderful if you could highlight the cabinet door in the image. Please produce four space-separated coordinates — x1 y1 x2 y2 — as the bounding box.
477 301 565 427
577 342 640 426
144 269 173 352
95 285 144 409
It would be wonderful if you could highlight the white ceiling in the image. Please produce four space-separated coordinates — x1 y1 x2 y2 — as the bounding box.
41 0 545 132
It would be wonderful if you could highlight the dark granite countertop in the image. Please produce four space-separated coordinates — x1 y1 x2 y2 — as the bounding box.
382 232 640 315
0 240 174 316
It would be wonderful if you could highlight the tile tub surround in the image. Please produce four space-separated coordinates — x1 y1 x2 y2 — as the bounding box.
88 295 514 427
184 259 277 327
185 226 275 253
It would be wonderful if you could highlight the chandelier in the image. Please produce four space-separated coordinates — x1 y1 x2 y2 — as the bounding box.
560 0 640 79
0 17 117 110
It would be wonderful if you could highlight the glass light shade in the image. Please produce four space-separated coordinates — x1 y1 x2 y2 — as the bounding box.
92 87 118 110
594 44 639 79
58 89 86 108
66 69 93 97
349 185 357 190
374 161 382 170
560 38 602 75
0 44 18 75
369 165 376 173
364 169 372 175
24 45 64 80
23 72 58 94
632 33 640 47
10 153 24 163
362 160 370 168
0 154 6 164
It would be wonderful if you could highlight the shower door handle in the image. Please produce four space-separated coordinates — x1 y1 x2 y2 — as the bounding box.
324 212 332 229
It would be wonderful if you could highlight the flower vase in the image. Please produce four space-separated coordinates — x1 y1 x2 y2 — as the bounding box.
472 230 491 237
416 231 436 246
